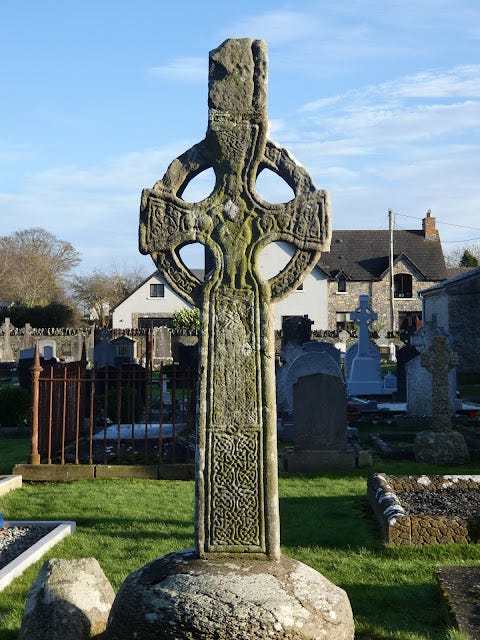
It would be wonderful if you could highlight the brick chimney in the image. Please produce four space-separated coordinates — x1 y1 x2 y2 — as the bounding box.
422 209 438 239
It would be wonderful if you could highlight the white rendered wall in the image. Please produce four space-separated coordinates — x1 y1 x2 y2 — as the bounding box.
258 242 328 331
112 273 193 329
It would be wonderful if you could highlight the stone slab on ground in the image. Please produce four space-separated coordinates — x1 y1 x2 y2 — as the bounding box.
12 463 195 481
0 520 76 592
286 449 358 471
437 566 480 639
106 549 354 640
0 474 22 496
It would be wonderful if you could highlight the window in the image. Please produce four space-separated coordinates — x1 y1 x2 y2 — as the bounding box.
138 317 172 329
337 276 346 293
150 283 165 298
394 273 413 298
336 312 352 330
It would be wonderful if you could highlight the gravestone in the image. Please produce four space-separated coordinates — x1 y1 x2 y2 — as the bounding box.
344 340 380 381
107 38 354 640
287 371 361 470
346 294 397 395
335 328 349 358
413 334 469 464
19 339 57 361
396 344 420 401
281 315 313 348
93 330 115 368
302 340 341 366
152 326 172 367
111 335 136 365
277 341 341 414
405 323 457 416
283 349 343 414
0 317 15 362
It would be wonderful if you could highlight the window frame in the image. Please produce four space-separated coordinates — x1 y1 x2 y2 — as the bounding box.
150 283 165 298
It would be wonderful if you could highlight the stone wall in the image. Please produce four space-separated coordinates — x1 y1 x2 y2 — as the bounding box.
368 473 480 546
448 276 480 375
328 262 439 331
0 327 94 364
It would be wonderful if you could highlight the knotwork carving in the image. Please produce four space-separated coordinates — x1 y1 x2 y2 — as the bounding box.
139 39 331 559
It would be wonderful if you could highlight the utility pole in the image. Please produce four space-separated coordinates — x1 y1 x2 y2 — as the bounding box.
389 209 395 332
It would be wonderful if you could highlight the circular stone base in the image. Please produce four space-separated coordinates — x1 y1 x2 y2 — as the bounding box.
414 430 470 464
106 549 354 640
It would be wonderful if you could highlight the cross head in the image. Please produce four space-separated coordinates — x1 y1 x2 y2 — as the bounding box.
139 39 331 559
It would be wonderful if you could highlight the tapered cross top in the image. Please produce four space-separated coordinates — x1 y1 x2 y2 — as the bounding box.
140 39 331 559
351 294 377 357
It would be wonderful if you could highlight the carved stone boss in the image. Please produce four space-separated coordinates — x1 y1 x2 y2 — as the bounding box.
140 39 331 559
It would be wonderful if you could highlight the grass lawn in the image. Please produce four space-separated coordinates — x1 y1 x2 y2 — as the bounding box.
1 443 479 639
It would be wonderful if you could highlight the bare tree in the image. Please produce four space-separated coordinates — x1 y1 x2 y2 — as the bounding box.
71 265 147 326
444 243 480 267
0 228 81 306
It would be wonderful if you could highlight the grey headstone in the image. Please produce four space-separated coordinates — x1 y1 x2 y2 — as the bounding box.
153 326 172 366
302 341 341 367
284 351 343 414
293 372 348 450
406 354 457 417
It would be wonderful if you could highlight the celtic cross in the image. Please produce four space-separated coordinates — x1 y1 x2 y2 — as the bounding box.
421 335 459 432
139 39 331 559
350 294 377 357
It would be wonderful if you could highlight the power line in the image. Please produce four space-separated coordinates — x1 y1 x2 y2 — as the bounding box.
394 212 480 232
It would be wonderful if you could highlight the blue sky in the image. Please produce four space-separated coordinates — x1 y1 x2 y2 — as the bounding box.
1 1 480 275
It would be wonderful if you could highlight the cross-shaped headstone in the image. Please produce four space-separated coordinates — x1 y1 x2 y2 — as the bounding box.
139 39 331 559
350 294 377 357
421 334 459 431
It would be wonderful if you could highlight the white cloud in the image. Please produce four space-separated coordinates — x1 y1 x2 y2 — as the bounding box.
223 10 320 44
147 56 206 83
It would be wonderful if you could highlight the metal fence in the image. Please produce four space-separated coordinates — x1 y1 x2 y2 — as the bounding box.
28 346 197 466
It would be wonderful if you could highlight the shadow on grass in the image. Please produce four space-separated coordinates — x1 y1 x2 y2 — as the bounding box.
280 494 381 550
347 581 445 639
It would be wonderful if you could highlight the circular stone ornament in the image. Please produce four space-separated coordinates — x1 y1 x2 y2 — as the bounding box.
106 549 354 640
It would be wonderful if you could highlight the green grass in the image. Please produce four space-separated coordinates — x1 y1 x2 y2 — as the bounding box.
0 448 478 639
0 438 30 475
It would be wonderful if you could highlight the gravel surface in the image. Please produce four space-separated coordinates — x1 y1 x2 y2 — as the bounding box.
397 488 480 518
0 526 48 570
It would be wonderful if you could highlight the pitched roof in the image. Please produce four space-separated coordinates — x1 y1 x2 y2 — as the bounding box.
110 269 205 312
421 265 480 295
318 229 447 282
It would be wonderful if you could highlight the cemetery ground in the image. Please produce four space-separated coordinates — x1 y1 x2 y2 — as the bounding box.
0 437 479 639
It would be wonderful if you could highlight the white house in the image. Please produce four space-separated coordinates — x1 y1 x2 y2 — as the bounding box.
111 271 198 329
258 241 329 331
111 242 329 331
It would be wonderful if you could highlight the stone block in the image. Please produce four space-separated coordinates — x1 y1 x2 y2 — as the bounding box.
19 557 115 640
286 449 357 471
13 464 95 482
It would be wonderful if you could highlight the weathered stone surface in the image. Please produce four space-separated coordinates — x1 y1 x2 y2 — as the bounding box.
139 38 331 560
19 557 115 640
420 334 459 431
106 549 354 640
414 430 469 464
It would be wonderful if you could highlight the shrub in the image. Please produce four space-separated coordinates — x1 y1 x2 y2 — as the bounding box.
0 385 31 427
172 308 200 333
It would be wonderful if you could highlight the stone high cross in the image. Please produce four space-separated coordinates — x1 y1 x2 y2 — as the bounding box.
350 294 377 357
421 334 459 432
139 39 331 559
